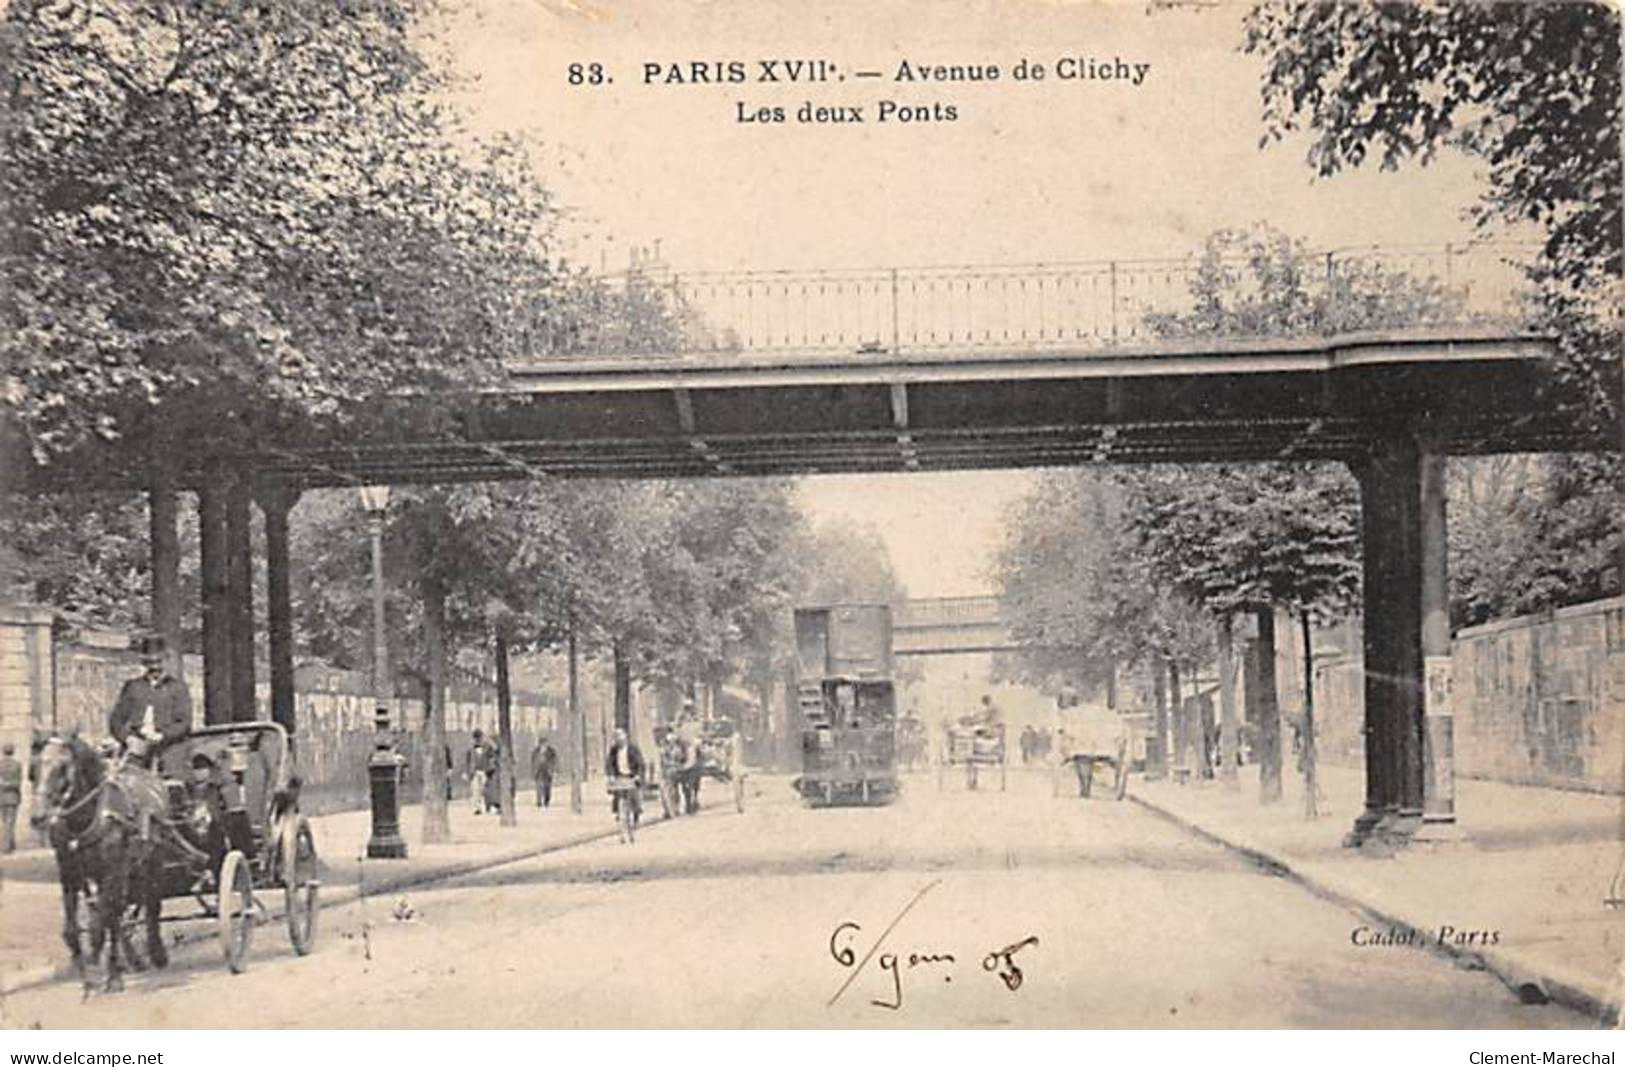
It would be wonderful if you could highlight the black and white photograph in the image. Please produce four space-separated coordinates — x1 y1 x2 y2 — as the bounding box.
0 0 1620 1041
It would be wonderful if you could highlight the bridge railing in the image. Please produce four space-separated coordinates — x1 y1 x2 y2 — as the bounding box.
893 595 1006 630
542 243 1539 360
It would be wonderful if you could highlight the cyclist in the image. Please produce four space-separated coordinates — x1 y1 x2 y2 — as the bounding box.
603 727 645 826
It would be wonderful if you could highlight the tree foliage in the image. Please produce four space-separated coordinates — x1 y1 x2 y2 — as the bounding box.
1243 1 1622 430
1 0 561 471
1449 452 1622 628
1119 463 1361 623
1244 1 1620 295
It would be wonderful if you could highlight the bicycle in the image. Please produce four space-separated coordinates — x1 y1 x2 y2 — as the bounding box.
607 776 639 844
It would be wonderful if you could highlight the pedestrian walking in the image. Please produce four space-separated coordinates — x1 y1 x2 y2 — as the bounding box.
0 742 23 853
481 740 503 815
467 729 491 815
532 736 558 808
26 732 45 847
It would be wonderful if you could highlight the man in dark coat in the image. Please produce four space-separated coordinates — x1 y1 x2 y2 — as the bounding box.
531 736 558 808
603 728 644 824
109 635 193 777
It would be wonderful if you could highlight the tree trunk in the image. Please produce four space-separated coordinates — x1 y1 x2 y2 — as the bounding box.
225 476 255 723
1217 615 1239 788
199 481 231 725
1256 607 1283 805
1300 610 1319 818
261 488 298 746
1168 659 1185 776
421 577 451 843
147 475 181 670
755 678 774 770
495 631 517 828
613 642 632 732
1149 657 1168 780
567 620 582 814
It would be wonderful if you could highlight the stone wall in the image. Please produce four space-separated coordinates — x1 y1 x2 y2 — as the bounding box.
0 604 53 767
1 610 620 814
1308 598 1625 794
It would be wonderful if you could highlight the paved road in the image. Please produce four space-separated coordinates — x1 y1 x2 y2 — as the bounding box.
0 770 1591 1028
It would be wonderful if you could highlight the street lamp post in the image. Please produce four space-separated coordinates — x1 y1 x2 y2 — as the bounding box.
359 485 391 696
358 485 407 860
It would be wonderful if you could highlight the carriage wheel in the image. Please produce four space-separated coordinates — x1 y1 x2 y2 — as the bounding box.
282 816 319 956
1000 758 1007 792
1114 749 1130 801
733 773 745 814
218 849 254 974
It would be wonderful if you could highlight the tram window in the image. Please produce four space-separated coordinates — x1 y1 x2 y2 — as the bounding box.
857 686 894 720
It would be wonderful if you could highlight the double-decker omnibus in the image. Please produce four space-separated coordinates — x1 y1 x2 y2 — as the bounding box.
791 604 898 806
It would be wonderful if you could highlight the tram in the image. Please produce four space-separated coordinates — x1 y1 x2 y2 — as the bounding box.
791 604 899 806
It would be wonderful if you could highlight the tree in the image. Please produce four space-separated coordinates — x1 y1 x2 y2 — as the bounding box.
1 490 197 630
1449 452 1622 628
1125 223 1439 805
2 1 561 478
1243 1 1622 432
1120 463 1360 804
994 468 1213 781
1244 2 1619 296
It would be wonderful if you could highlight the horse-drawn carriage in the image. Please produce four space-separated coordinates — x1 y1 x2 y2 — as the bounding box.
939 721 1007 792
655 719 744 817
1052 702 1132 801
37 721 319 988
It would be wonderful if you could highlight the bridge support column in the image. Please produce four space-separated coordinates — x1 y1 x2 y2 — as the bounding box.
1346 436 1427 847
1418 448 1458 834
147 472 182 680
199 474 232 726
259 486 300 745
226 475 256 723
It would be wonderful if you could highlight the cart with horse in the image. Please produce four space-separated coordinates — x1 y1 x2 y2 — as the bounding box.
938 720 1007 792
656 718 745 817
35 721 319 989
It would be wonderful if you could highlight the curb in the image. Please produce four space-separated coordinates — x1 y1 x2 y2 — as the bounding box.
0 811 666 999
1127 790 1621 1027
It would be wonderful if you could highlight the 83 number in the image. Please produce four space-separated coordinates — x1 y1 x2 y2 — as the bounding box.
567 63 609 86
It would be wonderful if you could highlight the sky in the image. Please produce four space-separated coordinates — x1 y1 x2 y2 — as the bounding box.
434 0 1500 597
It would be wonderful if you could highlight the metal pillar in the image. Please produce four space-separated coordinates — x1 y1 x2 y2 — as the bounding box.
369 515 388 696
148 474 182 677
1347 436 1426 845
260 487 298 743
198 479 232 726
226 476 256 723
1419 448 1457 828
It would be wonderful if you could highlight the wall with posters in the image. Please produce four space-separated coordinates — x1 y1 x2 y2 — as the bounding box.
1306 598 1624 794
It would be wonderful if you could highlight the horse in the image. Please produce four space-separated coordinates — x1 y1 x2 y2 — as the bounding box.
32 736 171 992
656 731 703 816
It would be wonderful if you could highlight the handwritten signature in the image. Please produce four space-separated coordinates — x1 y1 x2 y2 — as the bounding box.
826 882 1039 1011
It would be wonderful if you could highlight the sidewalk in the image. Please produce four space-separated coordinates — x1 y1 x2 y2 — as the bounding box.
1129 763 1625 1024
0 782 631 995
